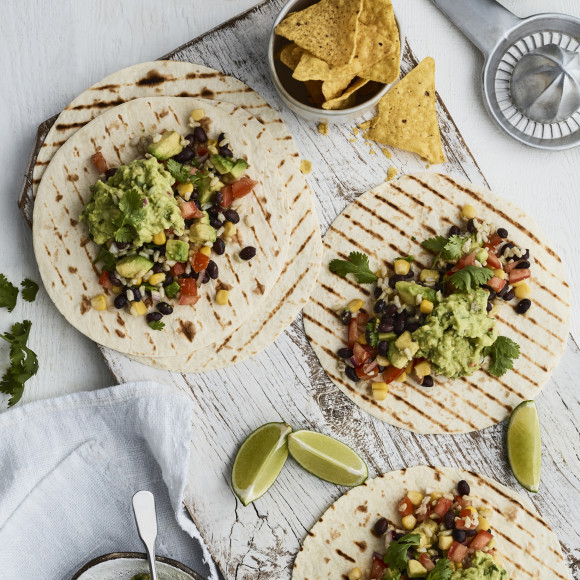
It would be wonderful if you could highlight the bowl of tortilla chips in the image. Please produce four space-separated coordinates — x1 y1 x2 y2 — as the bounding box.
269 0 402 123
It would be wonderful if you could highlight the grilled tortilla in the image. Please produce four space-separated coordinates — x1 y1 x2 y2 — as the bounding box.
303 172 569 433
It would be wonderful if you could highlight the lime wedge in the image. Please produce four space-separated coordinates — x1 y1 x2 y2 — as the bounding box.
288 430 368 487
231 422 292 505
506 400 541 492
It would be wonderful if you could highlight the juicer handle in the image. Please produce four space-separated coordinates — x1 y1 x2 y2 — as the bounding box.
430 0 521 57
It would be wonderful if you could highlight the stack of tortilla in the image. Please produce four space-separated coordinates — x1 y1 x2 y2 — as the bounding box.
32 61 322 371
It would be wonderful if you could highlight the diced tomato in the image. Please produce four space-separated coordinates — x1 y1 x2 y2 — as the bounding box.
91 151 108 174
170 262 186 277
446 251 477 276
197 146 208 156
456 509 478 530
416 503 431 523
485 252 502 269
370 554 388 580
347 317 359 349
454 495 472 508
383 366 405 384
419 553 435 572
398 496 414 517
180 201 204 219
470 530 493 551
509 268 530 284
504 259 521 273
192 252 210 273
353 343 370 367
231 177 258 199
357 311 370 328
448 541 469 563
220 185 233 209
179 293 200 306
433 497 453 518
178 278 197 296
355 366 379 380
487 276 506 293
98 271 112 290
484 233 503 250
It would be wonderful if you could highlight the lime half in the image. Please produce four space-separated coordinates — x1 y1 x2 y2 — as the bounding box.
231 422 292 505
507 400 541 492
288 430 368 487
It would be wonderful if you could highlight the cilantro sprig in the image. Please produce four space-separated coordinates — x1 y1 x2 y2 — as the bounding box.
329 252 377 284
484 336 520 377
383 533 420 571
93 246 117 272
448 266 494 293
21 279 39 303
395 255 414 264
426 558 452 580
422 235 464 266
0 320 39 407
166 159 207 185
0 274 18 312
148 320 165 331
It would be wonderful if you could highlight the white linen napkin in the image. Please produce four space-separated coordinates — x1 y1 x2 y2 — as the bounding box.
0 382 217 580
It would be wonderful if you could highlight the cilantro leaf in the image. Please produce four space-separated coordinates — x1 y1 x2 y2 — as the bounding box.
166 159 199 183
113 226 134 244
148 320 165 331
426 558 452 580
329 252 377 284
383 533 420 571
0 320 39 407
93 247 117 271
486 336 520 377
422 234 464 266
111 190 148 243
422 235 448 255
396 255 415 264
448 266 494 293
0 274 19 312
21 279 39 303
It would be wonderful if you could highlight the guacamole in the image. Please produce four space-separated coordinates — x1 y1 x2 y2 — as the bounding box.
451 551 509 579
412 289 497 378
80 157 184 246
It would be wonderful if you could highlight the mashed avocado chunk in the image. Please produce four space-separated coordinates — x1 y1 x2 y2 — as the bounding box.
451 551 509 579
412 289 497 378
80 157 184 246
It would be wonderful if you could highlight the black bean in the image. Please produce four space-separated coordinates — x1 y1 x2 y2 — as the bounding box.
394 532 405 541
503 288 515 301
378 318 394 333
223 209 240 224
193 127 207 143
377 365 386 373
212 238 226 255
520 249 530 261
240 246 256 261
212 191 223 207
465 529 477 537
218 132 226 143
500 242 514 257
373 517 388 536
104 167 118 180
406 321 421 332
404 270 414 280
384 303 397 317
457 480 470 496
374 299 386 314
163 277 175 287
340 309 352 325
108 271 122 286
185 134 195 147
467 219 477 233
337 348 353 359
516 299 531 314
152 263 164 274
516 260 530 269
193 199 201 210
345 366 359 382
157 302 173 315
452 529 466 543
374 287 382 299
482 285 496 301
448 225 460 237
444 511 455 529
377 340 389 357
131 288 142 302
389 274 404 288
172 147 195 163
146 312 162 323
497 227 508 238
497 284 509 299
422 375 434 387
219 146 234 158
210 218 223 229
202 272 210 284
394 317 406 335
486 302 492 312
114 294 127 309
206 260 219 279
116 241 128 250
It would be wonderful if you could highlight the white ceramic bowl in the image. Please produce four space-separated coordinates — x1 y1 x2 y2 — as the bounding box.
268 0 403 124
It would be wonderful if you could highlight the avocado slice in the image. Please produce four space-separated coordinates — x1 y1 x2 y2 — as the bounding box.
147 131 183 161
211 154 235 175
229 158 248 179
388 341 409 369
116 255 153 279
395 331 420 358
396 281 437 306
199 211 210 225
189 223 216 244
415 519 439 548
196 175 213 205
165 281 180 299
407 559 428 578
166 239 189 262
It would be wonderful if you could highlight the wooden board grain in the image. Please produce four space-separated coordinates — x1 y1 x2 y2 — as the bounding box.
18 0 580 578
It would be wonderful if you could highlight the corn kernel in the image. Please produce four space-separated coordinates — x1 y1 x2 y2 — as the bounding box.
493 268 506 280
477 516 490 531
199 246 212 257
348 299 364 313
91 294 107 311
148 273 166 286
395 371 407 383
112 286 122 295
415 361 432 378
401 514 417 530
222 221 237 240
420 299 434 314
439 534 454 551
408 491 423 506
430 491 443 501
131 301 147 316
514 282 531 299
488 538 496 549
207 138 218 147
347 567 362 580
133 278 143 286
406 360 414 375
176 182 194 197
190 108 205 121
394 259 411 275
461 204 477 219
463 506 478 515
372 384 389 401
420 269 440 283
216 289 229 305
152 231 166 245
376 354 390 367
357 334 367 345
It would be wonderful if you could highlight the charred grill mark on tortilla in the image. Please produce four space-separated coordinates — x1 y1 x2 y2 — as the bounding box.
115 329 125 338
251 193 277 243
178 320 196 342
499 317 557 358
215 333 234 355
534 299 565 323
137 71 171 86
70 98 125 110
80 295 91 314
335 549 355 563
167 105 180 124
116 313 125 327
55 121 85 131
534 279 568 306
225 254 240 284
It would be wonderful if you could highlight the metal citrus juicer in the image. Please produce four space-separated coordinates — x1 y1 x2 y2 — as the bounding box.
430 0 580 150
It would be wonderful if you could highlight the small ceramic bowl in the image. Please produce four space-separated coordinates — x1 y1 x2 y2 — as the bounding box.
71 552 205 580
268 0 402 124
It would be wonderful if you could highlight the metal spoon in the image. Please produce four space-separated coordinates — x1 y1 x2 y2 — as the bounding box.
132 490 159 580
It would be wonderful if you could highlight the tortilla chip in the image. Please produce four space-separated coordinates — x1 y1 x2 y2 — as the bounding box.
304 80 325 106
275 0 362 67
322 77 369 109
279 43 308 71
366 57 445 165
